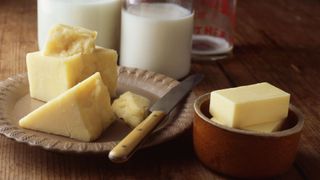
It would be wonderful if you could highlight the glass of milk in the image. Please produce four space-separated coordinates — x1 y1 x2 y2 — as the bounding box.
37 0 122 50
120 0 194 79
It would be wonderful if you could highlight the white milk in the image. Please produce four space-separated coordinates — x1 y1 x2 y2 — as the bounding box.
120 3 194 79
37 0 121 50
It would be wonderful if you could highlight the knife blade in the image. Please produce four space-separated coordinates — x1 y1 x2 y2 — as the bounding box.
108 74 203 163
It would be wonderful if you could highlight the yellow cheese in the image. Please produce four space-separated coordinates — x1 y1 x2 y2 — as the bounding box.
241 120 285 133
209 82 290 128
43 24 97 56
19 72 115 142
112 91 151 127
27 47 118 102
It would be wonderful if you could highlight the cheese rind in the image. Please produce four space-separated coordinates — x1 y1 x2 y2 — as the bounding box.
19 72 115 142
112 91 151 127
209 82 290 128
43 24 97 56
27 47 118 102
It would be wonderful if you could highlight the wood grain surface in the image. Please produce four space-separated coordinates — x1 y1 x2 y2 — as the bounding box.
0 0 319 179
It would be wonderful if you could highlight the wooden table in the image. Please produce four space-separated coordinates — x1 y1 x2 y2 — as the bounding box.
0 0 319 179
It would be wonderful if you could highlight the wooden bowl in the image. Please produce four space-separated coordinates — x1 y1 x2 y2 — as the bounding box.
193 93 304 178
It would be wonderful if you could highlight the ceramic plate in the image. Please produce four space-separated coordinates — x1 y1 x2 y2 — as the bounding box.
0 67 195 153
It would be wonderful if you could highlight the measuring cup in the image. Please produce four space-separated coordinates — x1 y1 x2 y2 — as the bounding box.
192 0 237 61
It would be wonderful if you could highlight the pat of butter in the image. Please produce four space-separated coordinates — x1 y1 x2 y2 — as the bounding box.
241 119 285 133
112 91 151 127
19 73 115 142
27 47 118 102
211 117 284 133
210 117 224 125
209 82 290 128
43 24 97 56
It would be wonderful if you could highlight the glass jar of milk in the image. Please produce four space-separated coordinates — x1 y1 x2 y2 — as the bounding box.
120 0 194 79
37 0 122 50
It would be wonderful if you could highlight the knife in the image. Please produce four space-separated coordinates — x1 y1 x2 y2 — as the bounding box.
108 74 204 163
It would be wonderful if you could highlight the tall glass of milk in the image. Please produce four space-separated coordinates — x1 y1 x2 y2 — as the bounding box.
120 0 194 79
37 0 122 50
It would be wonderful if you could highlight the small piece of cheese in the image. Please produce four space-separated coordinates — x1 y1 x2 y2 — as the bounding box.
19 73 115 142
112 91 151 127
241 120 285 133
27 47 118 102
43 24 97 56
209 82 290 128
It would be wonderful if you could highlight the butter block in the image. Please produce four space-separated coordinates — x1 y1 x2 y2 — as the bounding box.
43 24 97 56
112 91 151 127
210 117 224 125
27 47 118 102
211 117 285 133
19 73 115 142
209 82 290 128
241 119 285 133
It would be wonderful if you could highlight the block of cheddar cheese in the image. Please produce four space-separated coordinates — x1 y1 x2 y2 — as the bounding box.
19 72 115 142
27 47 118 102
43 24 97 57
209 82 290 129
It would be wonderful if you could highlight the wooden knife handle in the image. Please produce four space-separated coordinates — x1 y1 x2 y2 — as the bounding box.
108 111 166 163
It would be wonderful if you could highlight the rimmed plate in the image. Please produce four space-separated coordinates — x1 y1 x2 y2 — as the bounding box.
0 67 195 153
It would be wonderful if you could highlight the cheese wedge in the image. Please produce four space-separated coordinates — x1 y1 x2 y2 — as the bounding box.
27 47 118 102
19 72 115 142
43 24 97 56
209 82 290 128
112 91 151 127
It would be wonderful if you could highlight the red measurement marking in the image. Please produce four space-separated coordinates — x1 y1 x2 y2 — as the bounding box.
194 26 202 34
194 26 219 36
195 0 218 9
204 26 214 35
195 11 207 20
